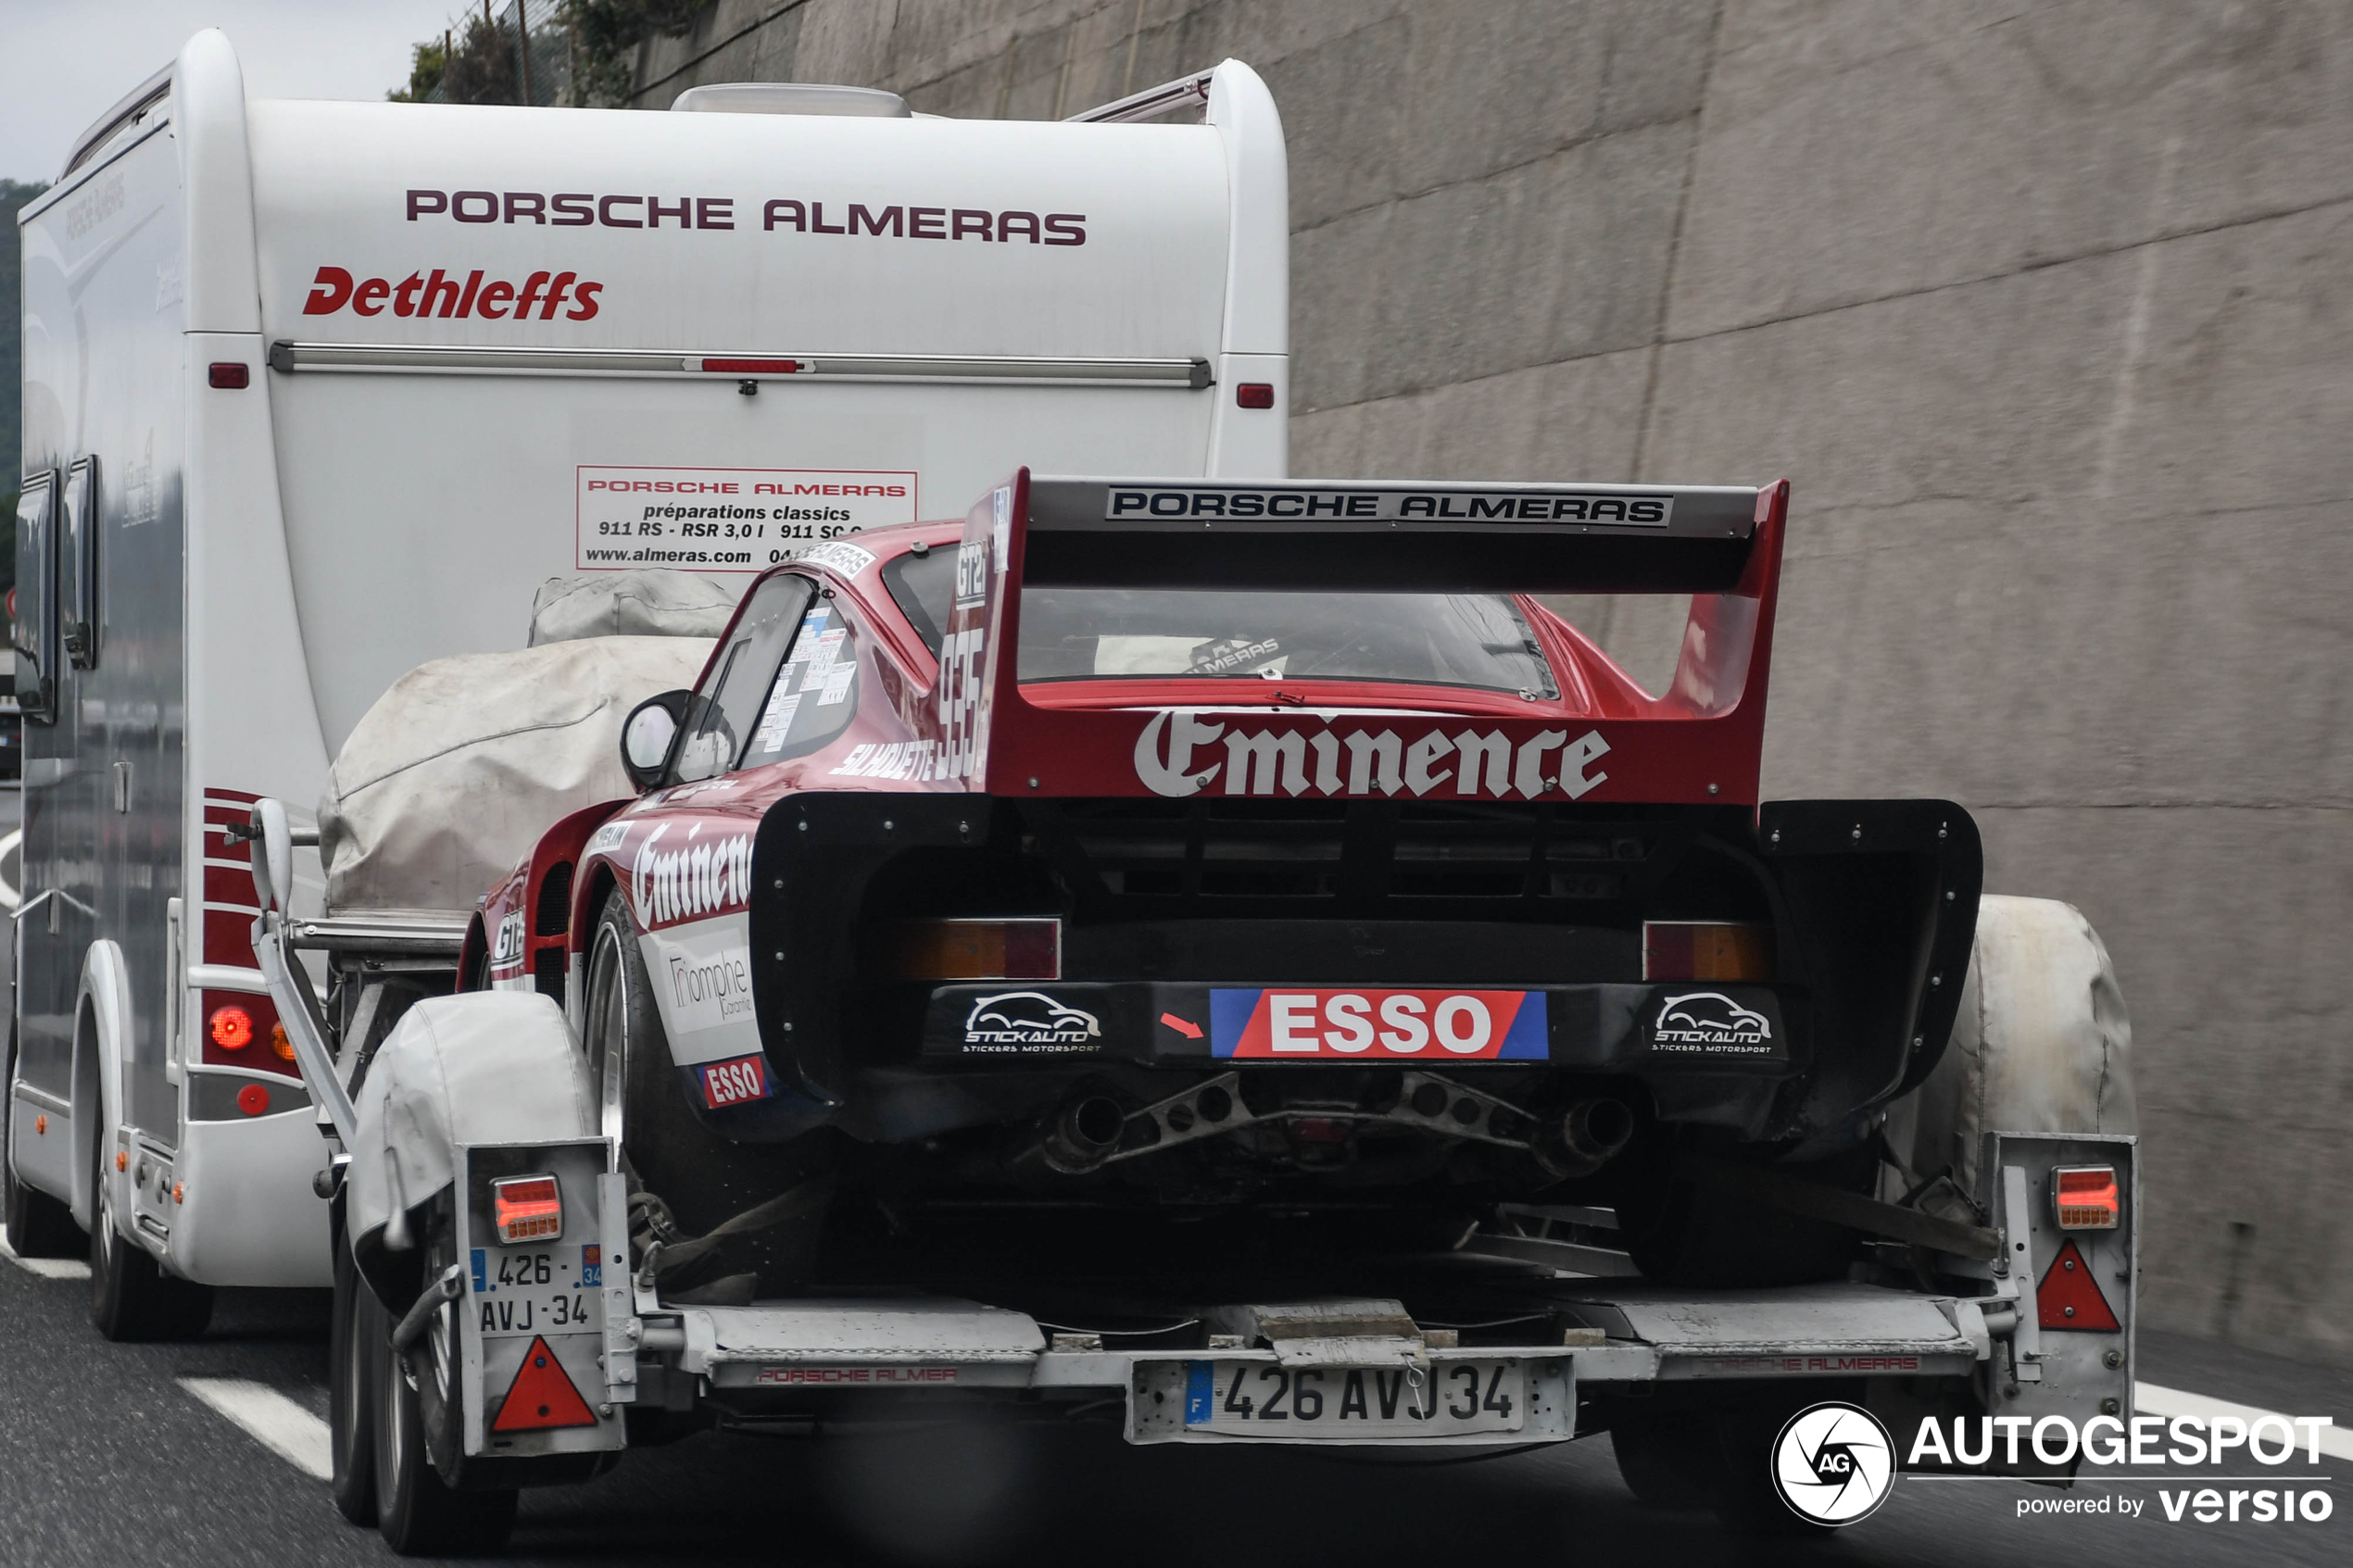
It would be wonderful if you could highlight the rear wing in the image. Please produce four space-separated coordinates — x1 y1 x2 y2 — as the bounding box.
929 471 1790 805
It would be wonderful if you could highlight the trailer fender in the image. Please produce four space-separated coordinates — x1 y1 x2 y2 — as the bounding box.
69 941 135 1235
346 991 595 1309
1885 895 2136 1199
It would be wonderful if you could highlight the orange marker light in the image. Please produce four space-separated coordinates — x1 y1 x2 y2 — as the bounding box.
887 919 1061 982
33 1114 45 1135
115 1150 127 1173
209 1005 255 1050
492 1175 563 1244
1642 922 1776 982
270 1022 296 1062
2052 1166 2121 1231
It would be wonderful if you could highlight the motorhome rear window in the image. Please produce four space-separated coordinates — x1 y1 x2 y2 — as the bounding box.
1018 589 1556 696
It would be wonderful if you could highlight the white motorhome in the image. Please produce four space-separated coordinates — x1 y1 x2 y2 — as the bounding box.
6 30 1287 1335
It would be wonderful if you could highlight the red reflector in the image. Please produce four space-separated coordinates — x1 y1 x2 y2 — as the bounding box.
701 358 802 374
208 362 250 389
2036 1237 2121 1332
235 1084 271 1117
491 1336 599 1431
492 1175 564 1244
209 1006 254 1050
2053 1165 2120 1230
1236 382 1275 409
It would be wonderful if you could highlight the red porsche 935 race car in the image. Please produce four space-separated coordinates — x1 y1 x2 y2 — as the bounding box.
465 471 1981 1294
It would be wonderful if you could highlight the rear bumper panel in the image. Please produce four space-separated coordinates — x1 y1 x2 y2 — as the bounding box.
915 981 1793 1073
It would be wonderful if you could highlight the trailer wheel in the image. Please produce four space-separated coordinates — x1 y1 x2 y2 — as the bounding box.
1609 1411 1716 1512
329 1230 378 1525
372 1236 517 1556
585 888 830 1290
88 1133 212 1341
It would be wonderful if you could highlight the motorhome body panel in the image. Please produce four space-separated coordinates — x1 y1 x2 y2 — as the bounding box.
16 122 189 1148
243 100 1250 751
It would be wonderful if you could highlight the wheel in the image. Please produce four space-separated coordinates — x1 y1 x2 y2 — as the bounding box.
1609 1411 1717 1512
88 1137 212 1341
3 1027 81 1258
372 1210 517 1555
1705 1402 1839 1539
330 1231 378 1525
584 888 830 1293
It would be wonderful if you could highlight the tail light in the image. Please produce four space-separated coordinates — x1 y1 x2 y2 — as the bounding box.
492 1175 564 1244
208 1005 254 1050
2052 1166 2121 1230
200 991 298 1078
887 919 1060 981
1642 922 1775 982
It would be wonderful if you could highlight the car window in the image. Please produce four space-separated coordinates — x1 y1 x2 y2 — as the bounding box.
1016 589 1557 696
672 573 814 783
882 545 957 653
739 597 862 764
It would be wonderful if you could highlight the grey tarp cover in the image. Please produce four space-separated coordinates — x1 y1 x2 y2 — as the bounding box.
319 636 712 913
346 992 594 1252
1885 894 2139 1199
529 571 742 646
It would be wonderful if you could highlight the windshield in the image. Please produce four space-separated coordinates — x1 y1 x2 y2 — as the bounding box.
1020 589 1555 695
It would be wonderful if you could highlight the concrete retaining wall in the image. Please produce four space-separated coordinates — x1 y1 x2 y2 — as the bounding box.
624 0 2353 1363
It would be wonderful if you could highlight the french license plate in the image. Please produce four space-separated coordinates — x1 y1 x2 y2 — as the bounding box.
468 1244 605 1339
1183 1360 1525 1436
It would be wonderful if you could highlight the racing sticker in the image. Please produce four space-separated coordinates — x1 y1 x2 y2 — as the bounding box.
635 911 764 1068
1642 990 1784 1060
1209 989 1547 1060
697 1052 775 1110
577 466 915 573
960 991 1102 1054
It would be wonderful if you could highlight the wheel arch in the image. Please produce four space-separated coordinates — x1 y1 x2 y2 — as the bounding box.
69 940 134 1232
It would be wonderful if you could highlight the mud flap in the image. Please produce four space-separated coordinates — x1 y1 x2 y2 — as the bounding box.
457 1140 635 1460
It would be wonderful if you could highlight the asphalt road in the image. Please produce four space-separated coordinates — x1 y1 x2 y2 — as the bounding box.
0 1249 2347 1568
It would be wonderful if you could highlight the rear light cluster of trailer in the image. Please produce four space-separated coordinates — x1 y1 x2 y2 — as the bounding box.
492 1176 564 1244
2053 1166 2122 1230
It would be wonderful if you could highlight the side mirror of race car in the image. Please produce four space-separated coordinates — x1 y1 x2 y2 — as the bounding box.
621 689 692 793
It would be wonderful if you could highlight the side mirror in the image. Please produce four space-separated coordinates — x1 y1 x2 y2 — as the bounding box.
621 689 691 792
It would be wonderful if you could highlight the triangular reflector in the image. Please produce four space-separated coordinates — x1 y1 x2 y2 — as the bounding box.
2037 1238 2121 1332
491 1335 599 1431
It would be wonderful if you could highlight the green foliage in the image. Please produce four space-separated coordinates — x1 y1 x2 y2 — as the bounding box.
441 14 524 106
387 38 449 102
561 0 706 107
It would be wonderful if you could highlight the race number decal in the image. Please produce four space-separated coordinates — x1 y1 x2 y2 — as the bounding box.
577 466 915 573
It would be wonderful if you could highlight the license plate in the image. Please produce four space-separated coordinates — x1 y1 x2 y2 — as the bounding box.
1183 1360 1526 1436
468 1244 605 1339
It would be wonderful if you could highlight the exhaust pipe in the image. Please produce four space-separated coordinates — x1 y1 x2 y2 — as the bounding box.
1538 1097 1635 1178
1039 1095 1127 1173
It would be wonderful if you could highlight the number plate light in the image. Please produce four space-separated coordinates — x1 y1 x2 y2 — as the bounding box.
2052 1165 2120 1231
492 1174 564 1244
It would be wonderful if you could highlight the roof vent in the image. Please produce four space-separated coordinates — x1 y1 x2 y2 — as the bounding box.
670 82 911 118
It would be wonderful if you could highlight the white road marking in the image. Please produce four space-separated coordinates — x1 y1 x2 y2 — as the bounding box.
2138 1381 2353 1462
180 1377 333 1481
0 1223 91 1281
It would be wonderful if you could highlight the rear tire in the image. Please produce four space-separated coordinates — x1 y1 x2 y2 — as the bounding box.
586 888 829 1290
88 1142 212 1341
330 1232 379 1525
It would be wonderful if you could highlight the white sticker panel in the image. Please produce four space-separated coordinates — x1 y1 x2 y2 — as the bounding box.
577 466 916 573
637 910 764 1067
